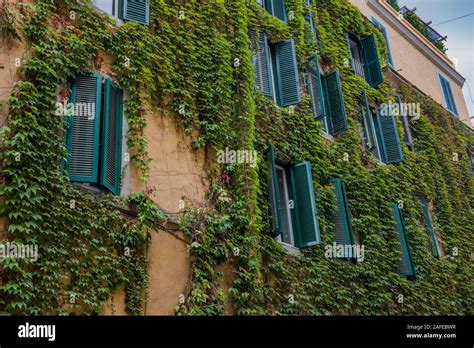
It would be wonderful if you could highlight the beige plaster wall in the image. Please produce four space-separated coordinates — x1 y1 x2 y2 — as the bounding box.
350 0 471 127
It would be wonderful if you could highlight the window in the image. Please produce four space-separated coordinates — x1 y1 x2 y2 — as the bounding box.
437 72 459 117
66 72 124 196
266 145 321 248
466 146 474 175
391 203 415 278
346 33 383 88
371 16 394 67
251 31 301 107
360 91 404 164
418 195 443 258
396 95 414 150
330 179 356 262
306 56 348 136
93 0 150 25
264 0 288 23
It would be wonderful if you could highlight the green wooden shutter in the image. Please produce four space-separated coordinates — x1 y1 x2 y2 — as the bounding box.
466 146 474 175
323 69 348 135
360 90 379 155
419 196 441 258
330 179 354 249
265 0 288 23
305 0 317 42
371 17 394 67
306 55 325 120
374 107 404 164
251 29 273 98
391 203 415 277
67 72 102 183
119 0 150 25
361 34 383 87
290 161 321 248
100 79 123 196
266 145 282 237
396 95 414 149
438 73 458 116
273 39 301 107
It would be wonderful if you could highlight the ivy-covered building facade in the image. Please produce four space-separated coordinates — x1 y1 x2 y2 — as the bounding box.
0 0 472 315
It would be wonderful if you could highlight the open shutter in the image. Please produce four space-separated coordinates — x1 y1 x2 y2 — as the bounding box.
67 72 102 183
420 196 441 258
392 203 415 277
305 0 317 42
439 74 458 116
251 29 273 98
323 69 348 135
273 39 301 107
265 0 288 23
372 17 394 67
100 79 123 195
374 107 404 164
119 0 150 25
361 34 383 87
306 55 325 120
266 145 282 237
290 161 321 248
466 146 474 175
360 90 379 155
330 179 354 249
396 96 414 149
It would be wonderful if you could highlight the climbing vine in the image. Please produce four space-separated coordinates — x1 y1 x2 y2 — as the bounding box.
0 0 472 316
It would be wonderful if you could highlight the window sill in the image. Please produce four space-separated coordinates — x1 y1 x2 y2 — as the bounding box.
321 132 335 142
278 241 301 256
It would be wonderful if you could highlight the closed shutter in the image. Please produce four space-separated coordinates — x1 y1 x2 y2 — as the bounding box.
266 145 282 237
273 39 301 107
119 0 150 25
392 203 415 277
372 17 394 67
100 79 123 196
323 69 348 135
67 72 102 183
306 55 325 120
420 196 441 258
251 29 273 98
396 95 414 149
439 74 458 116
361 34 383 87
374 107 404 164
266 0 288 23
330 179 354 249
290 161 321 248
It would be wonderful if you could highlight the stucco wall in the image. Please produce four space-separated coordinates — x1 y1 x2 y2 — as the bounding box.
350 0 471 126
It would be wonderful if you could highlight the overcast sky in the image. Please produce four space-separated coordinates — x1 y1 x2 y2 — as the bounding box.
398 0 474 120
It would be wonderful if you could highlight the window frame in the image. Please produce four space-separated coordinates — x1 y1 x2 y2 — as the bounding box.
93 0 120 19
274 164 295 247
437 71 459 117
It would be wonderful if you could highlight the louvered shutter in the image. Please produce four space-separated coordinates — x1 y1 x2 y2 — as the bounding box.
420 196 441 258
396 95 413 149
266 0 288 23
372 17 394 67
360 90 379 154
323 69 348 135
290 161 321 248
361 34 383 87
274 39 301 107
305 0 317 42
119 0 150 25
374 107 404 164
251 29 273 98
266 145 282 237
100 79 123 196
306 55 325 120
439 74 458 116
391 203 415 277
330 179 354 249
67 72 102 183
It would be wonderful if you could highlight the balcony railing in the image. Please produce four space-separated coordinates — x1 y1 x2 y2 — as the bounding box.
352 58 365 79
